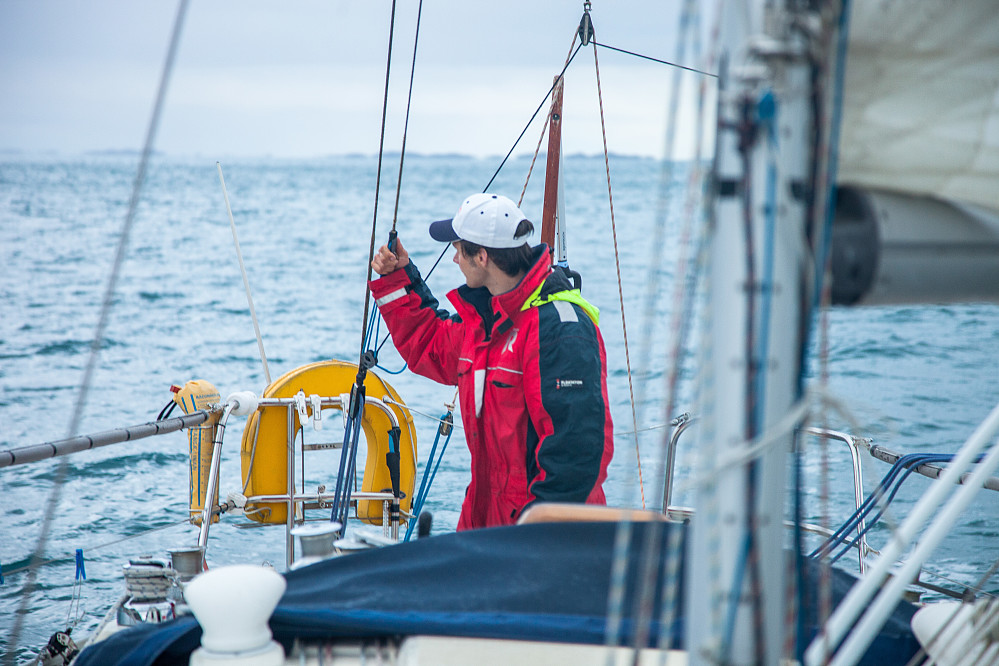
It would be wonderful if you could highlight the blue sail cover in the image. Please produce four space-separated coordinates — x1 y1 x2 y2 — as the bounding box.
75 521 919 665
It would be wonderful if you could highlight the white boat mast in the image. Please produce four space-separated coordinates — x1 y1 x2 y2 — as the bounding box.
686 2 822 663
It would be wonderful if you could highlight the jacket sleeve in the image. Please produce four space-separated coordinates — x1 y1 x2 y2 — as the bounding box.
523 302 611 504
368 262 463 386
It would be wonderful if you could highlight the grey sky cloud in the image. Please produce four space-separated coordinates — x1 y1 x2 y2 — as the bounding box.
1 1 703 159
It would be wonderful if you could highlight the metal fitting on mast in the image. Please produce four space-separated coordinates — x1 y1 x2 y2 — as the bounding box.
578 2 594 45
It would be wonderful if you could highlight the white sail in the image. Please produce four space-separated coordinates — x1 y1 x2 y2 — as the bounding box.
838 0 999 213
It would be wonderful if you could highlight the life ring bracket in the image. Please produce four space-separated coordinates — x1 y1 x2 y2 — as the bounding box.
239 360 417 526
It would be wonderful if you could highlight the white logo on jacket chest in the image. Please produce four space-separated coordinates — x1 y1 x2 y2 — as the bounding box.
556 378 583 389
502 328 519 354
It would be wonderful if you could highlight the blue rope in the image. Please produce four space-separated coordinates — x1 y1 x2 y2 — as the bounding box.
363 305 406 374
839 454 951 545
330 392 367 530
404 411 454 542
376 362 408 375
810 453 942 558
363 307 380 351
827 454 962 565
754 89 778 431
809 452 973 563
721 530 753 661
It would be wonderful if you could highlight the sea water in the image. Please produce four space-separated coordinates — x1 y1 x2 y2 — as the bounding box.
1 153 997 660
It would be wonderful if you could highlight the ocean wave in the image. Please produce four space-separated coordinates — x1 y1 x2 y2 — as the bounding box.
3 155 998 651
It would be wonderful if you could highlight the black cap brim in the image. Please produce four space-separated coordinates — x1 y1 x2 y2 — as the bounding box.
428 218 460 243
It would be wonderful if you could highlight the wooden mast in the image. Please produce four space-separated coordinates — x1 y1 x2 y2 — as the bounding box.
540 75 564 261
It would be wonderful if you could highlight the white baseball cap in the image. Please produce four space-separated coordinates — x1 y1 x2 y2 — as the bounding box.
429 193 532 249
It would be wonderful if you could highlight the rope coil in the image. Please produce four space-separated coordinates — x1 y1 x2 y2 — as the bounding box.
123 562 176 602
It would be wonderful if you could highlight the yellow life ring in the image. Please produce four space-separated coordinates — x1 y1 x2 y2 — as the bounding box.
240 360 417 525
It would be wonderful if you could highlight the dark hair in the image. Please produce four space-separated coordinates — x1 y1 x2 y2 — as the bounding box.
457 219 535 277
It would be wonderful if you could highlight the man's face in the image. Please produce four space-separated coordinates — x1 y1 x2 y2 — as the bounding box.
453 242 487 289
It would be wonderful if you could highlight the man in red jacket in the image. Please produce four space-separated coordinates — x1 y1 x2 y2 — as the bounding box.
369 193 614 530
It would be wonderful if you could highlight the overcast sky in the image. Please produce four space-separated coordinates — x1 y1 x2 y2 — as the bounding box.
0 1 712 159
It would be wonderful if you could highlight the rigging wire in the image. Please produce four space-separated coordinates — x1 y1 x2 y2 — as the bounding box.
366 0 427 364
809 1 853 657
785 4 849 654
516 106 552 208
368 5 723 544
517 30 579 207
373 36 582 358
482 44 583 193
378 7 698 334
218 161 272 386
593 40 717 78
333 0 404 533
589 25 645 511
65 549 87 631
389 0 425 234
386 18 587 540
572 28 666 659
655 0 717 649
358 0 400 360
648 0 722 655
603 0 718 653
3 2 190 662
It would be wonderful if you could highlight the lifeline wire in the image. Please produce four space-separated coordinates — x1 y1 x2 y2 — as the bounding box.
3 3 189 663
813 408 999 666
1 517 193 580
516 103 553 208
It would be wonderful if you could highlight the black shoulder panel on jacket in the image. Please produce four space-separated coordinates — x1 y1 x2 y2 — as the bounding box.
530 300 605 503
405 261 459 322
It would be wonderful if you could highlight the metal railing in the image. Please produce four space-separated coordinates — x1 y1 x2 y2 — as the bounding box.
198 392 403 568
801 426 872 573
662 414 873 572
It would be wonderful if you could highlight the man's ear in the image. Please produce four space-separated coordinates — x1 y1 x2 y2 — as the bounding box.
475 248 489 267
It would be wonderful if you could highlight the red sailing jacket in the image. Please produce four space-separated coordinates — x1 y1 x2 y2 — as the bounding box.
369 245 614 530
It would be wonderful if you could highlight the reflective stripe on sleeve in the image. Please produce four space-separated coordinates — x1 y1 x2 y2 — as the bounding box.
376 287 408 308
